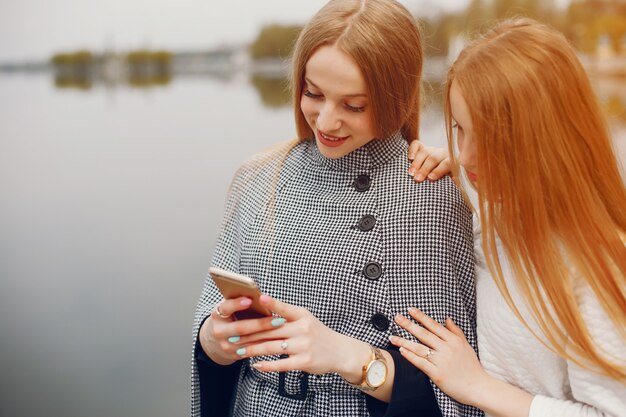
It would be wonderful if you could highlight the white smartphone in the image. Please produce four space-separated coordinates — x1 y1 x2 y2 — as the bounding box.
209 267 272 320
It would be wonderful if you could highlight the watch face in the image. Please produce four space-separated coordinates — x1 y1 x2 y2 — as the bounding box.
366 359 387 387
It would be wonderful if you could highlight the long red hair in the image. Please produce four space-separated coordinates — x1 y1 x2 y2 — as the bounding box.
446 19 626 381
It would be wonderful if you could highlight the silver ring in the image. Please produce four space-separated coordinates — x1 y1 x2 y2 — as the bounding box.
425 348 433 361
215 304 230 319
280 341 288 351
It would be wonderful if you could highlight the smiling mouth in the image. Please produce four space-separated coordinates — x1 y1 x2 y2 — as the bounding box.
317 129 349 148
318 130 348 142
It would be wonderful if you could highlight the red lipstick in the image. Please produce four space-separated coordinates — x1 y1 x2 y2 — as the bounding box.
317 129 349 148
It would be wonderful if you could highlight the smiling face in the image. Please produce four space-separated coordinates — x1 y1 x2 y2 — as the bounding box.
449 80 478 185
299 44 377 159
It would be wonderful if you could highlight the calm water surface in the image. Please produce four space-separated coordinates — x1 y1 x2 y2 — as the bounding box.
0 70 624 417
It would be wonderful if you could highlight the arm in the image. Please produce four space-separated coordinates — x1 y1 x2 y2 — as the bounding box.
234 295 442 416
237 295 394 401
390 308 626 417
366 349 442 417
526 278 626 417
195 318 242 417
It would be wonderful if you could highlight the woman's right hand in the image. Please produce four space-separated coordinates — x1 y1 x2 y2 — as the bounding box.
407 140 451 182
198 297 286 366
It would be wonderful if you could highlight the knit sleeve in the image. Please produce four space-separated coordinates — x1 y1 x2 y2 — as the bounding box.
528 279 626 417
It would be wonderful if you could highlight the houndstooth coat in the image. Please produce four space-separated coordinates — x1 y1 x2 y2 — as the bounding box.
192 134 482 417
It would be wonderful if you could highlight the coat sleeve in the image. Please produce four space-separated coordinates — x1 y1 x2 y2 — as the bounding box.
366 348 443 417
195 319 243 417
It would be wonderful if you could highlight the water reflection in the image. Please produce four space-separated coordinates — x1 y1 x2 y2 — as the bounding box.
52 50 174 90
249 74 291 108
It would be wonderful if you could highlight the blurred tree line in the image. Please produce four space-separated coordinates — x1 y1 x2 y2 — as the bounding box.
249 24 302 59
249 0 626 58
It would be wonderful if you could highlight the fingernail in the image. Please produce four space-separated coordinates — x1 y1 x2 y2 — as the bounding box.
394 314 405 323
416 174 425 182
408 307 417 315
389 335 398 343
236 347 246 356
271 317 286 327
251 363 263 370
228 336 240 343
241 298 252 306
408 168 415 176
428 173 436 180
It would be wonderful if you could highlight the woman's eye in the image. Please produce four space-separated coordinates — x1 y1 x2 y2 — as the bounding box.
346 104 365 113
303 90 322 99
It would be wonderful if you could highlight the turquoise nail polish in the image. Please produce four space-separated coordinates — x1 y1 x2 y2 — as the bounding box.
271 317 286 327
236 347 246 356
228 336 240 343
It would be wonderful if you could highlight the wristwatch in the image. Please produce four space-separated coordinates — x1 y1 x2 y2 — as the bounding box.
348 345 388 391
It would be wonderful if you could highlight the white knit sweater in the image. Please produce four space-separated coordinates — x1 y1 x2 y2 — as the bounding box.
473 216 626 417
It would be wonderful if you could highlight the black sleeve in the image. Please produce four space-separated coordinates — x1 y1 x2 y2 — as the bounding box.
366 348 443 417
195 333 242 417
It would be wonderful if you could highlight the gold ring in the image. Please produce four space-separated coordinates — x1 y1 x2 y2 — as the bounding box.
425 348 434 361
215 304 230 319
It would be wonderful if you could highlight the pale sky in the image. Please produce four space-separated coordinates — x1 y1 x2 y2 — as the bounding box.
0 0 570 62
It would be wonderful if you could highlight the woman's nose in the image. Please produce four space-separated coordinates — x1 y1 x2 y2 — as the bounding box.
316 103 341 132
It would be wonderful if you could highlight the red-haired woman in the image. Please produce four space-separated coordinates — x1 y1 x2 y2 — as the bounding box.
400 19 626 417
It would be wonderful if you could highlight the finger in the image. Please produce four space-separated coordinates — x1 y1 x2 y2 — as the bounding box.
398 346 437 377
408 308 453 341
259 294 305 321
226 316 288 340
238 338 294 359
409 151 429 181
417 152 446 181
445 318 468 341
388 335 430 358
214 297 254 319
426 158 452 181
394 314 443 350
408 140 423 160
236 321 295 345
251 355 302 373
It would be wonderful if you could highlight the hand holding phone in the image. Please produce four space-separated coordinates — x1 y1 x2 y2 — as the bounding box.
209 267 273 320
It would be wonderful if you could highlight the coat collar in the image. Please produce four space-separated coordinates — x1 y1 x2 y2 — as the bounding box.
306 131 407 172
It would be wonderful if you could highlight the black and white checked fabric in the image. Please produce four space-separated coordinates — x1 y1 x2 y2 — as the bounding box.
192 133 481 417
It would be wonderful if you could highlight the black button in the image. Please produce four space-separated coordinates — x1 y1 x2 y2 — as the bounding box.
358 215 376 232
371 313 390 331
363 262 382 280
354 174 371 192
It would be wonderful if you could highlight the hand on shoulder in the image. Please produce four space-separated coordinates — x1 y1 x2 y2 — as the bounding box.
407 140 451 183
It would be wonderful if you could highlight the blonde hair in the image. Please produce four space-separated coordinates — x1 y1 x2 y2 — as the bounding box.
445 19 626 381
290 0 423 141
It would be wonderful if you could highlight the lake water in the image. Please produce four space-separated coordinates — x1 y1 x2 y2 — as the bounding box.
0 67 624 417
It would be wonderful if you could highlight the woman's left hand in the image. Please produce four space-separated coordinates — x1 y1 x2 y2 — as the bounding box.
389 308 490 406
235 294 370 378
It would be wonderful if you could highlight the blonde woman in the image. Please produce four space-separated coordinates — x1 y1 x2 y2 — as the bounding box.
192 1 479 416
397 19 626 417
